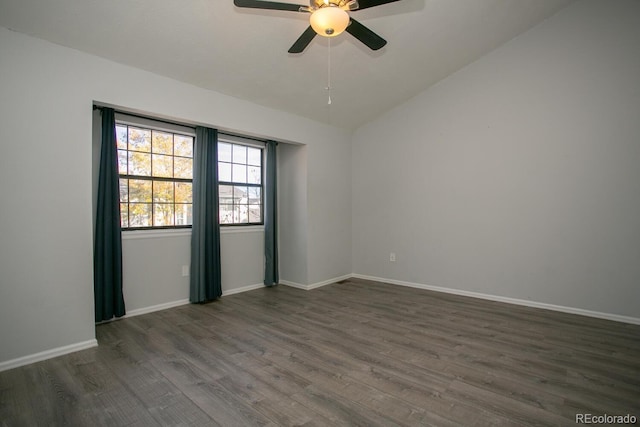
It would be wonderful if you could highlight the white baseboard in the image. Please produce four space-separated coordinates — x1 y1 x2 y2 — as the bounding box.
125 283 266 316
280 274 352 291
279 280 307 290
352 274 640 325
0 339 98 373
222 283 265 296
125 299 190 318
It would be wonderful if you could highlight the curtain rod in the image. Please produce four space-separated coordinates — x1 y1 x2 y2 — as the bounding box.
93 105 271 144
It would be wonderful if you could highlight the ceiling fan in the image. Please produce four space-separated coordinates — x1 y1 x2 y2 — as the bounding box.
234 0 401 53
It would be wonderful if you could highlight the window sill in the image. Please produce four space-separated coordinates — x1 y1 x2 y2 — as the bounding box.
221 225 264 234
121 225 264 240
122 228 191 240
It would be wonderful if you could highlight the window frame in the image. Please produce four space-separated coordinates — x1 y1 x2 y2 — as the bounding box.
115 119 195 231
111 111 268 230
217 137 265 227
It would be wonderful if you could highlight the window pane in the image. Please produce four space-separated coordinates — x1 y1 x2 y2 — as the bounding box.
218 142 231 162
233 144 247 164
128 127 151 152
175 204 192 225
247 147 261 166
152 131 173 155
232 164 247 183
247 187 261 204
129 203 152 227
175 182 192 204
129 180 152 202
154 204 174 227
220 185 234 205
220 205 234 224
237 204 249 224
152 154 173 178
116 122 195 230
233 186 248 203
119 179 129 202
128 152 151 176
249 205 261 223
248 166 261 184
120 203 129 228
174 135 193 158
174 157 192 179
218 162 231 182
116 125 128 150
153 181 174 203
118 150 128 174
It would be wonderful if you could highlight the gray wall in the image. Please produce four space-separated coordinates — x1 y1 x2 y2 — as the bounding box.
278 143 309 285
0 25 352 365
352 0 640 318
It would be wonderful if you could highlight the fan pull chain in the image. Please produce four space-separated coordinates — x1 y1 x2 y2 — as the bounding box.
326 38 332 105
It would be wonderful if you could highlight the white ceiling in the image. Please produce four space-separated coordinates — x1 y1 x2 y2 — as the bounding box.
0 0 574 130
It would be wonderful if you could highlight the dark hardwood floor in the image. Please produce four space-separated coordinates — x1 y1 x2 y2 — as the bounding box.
1 278 639 426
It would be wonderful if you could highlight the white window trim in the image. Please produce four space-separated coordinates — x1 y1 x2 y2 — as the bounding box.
122 228 191 240
218 133 266 149
111 113 269 233
122 225 264 240
115 113 195 137
221 225 264 234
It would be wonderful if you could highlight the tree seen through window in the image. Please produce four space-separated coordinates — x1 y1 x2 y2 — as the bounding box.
116 124 193 229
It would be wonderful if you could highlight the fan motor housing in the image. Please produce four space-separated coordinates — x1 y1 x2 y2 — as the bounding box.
311 0 354 9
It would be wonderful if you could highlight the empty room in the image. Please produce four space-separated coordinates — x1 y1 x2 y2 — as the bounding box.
0 0 639 425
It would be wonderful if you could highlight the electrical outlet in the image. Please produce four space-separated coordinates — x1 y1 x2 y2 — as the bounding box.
181 265 189 277
390 252 396 262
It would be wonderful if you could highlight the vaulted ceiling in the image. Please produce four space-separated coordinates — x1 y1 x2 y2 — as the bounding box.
0 0 575 129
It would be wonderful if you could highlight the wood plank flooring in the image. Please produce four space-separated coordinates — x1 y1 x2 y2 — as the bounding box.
1 277 639 426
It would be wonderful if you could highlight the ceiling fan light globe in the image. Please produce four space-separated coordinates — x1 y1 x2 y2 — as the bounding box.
310 6 349 37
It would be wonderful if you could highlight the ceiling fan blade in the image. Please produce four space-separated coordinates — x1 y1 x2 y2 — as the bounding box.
355 0 401 11
288 26 317 53
345 18 387 50
234 0 306 12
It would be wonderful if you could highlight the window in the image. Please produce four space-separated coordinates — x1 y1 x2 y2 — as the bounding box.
116 123 194 229
218 140 263 225
114 115 263 229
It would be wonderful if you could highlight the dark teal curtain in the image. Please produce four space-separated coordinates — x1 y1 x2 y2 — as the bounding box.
190 127 222 302
264 140 279 286
94 107 125 322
